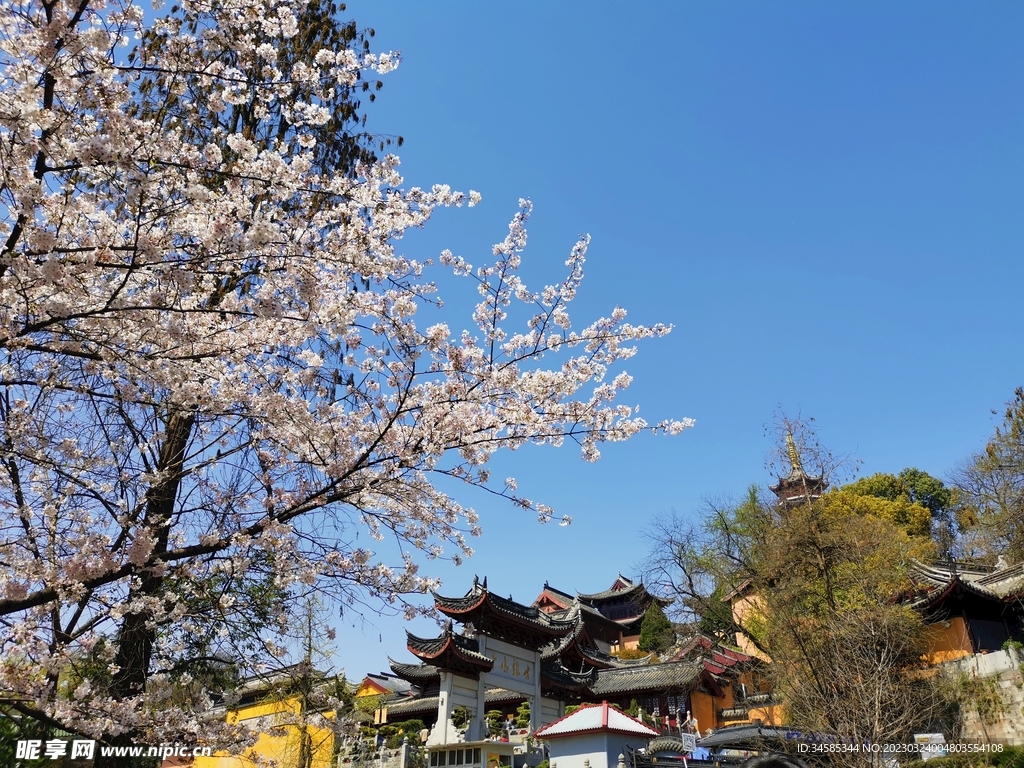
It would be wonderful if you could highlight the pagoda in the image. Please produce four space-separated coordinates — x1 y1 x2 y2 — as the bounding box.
769 431 826 507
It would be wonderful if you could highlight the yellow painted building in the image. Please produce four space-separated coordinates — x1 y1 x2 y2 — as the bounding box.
194 688 338 768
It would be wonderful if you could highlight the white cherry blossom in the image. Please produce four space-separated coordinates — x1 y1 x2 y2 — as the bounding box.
0 0 692 747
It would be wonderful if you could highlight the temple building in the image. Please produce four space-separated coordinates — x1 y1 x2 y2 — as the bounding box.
907 560 1024 663
380 575 778 756
534 574 673 651
356 672 416 701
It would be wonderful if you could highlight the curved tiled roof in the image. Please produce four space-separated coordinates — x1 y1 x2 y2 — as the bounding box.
388 659 441 683
406 623 494 675
385 687 524 718
539 613 588 661
589 660 701 696
536 584 575 611
549 601 625 631
577 580 672 607
907 560 1024 609
971 562 1024 596
383 695 440 717
434 583 577 631
538 604 654 670
540 660 597 692
581 645 655 669
433 580 578 648
670 632 754 668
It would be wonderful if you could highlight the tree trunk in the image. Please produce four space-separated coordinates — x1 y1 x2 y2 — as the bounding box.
95 411 194 767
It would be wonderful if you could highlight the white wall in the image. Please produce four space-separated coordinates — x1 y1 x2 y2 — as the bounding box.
548 733 608 768
546 733 639 768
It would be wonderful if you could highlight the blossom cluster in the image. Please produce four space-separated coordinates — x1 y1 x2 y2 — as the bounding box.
0 0 690 744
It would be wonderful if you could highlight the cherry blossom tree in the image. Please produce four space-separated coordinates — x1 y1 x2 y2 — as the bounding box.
0 0 691 749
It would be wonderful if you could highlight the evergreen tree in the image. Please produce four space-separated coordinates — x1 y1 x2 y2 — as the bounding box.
638 603 675 652
514 701 531 729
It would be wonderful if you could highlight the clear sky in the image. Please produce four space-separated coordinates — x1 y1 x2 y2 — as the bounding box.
326 1 1024 682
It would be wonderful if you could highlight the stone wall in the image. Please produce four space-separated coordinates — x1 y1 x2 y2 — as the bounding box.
944 648 1024 746
338 741 423 768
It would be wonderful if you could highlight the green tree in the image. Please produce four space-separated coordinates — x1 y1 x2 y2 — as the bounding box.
514 701 531 729
0 709 50 768
954 388 1024 563
377 719 426 749
638 603 675 652
845 468 957 553
825 487 932 538
484 710 505 736
846 468 952 514
250 598 352 768
451 706 471 731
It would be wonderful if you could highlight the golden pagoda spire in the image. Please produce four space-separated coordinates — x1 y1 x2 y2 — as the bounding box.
785 430 804 476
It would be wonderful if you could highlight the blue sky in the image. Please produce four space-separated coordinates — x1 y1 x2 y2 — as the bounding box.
328 2 1024 681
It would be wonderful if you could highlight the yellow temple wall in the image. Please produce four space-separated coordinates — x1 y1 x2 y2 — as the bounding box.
923 616 973 664
194 698 336 768
689 691 716 735
356 680 389 698
729 594 770 662
618 634 640 650
746 704 779 725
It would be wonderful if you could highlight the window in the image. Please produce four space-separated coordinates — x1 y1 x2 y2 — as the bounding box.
640 696 659 716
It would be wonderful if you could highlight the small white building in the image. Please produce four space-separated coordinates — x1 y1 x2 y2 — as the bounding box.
534 702 659 768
